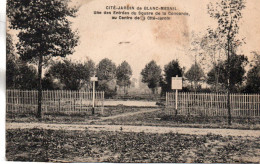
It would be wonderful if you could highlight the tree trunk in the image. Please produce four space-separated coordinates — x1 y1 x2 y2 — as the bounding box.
37 55 43 119
214 63 218 93
152 88 155 94
227 35 232 125
227 42 233 125
194 81 197 93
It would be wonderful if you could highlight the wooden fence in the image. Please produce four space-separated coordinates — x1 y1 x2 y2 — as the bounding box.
6 89 104 115
166 92 260 117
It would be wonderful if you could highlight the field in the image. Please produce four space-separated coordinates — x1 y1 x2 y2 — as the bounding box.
6 106 143 124
6 104 260 163
6 107 260 130
6 128 260 163
100 109 260 130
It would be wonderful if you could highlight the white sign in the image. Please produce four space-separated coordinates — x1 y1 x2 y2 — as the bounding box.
171 77 182 90
90 77 98 82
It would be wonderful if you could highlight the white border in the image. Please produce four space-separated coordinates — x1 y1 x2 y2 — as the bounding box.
0 0 6 162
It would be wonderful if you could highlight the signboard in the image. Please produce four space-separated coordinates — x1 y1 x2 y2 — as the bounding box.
171 77 182 90
90 77 98 82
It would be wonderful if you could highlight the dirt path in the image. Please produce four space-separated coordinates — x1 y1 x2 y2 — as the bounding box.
104 100 157 107
6 122 260 137
99 108 160 121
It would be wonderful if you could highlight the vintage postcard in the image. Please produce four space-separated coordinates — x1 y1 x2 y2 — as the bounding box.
5 0 260 163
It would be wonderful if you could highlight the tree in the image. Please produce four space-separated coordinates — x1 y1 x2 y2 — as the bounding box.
47 59 95 90
6 33 38 89
15 64 38 89
116 61 132 93
6 33 18 88
96 58 116 81
199 29 227 92
141 60 162 94
207 62 226 92
42 72 59 90
208 0 246 125
245 67 260 93
96 58 117 97
7 0 79 119
185 63 204 92
207 54 248 92
161 60 183 93
244 51 260 93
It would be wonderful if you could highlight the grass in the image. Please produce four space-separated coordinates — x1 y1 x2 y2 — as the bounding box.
6 128 260 163
6 107 260 130
6 111 101 124
6 106 143 123
102 106 142 117
101 110 260 130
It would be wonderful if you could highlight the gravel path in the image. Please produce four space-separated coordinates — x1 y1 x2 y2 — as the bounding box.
6 122 260 137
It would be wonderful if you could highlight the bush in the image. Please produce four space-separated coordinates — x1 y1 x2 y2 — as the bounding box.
97 82 116 98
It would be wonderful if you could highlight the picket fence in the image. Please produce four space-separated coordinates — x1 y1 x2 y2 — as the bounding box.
6 89 105 115
166 92 260 117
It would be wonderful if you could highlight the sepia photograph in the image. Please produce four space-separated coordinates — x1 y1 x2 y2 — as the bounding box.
4 0 260 163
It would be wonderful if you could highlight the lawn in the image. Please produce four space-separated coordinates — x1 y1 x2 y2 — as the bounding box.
6 107 260 130
6 106 143 123
6 128 260 163
101 110 260 130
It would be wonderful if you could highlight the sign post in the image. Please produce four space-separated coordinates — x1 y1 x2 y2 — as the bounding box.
175 89 178 111
171 75 183 114
90 76 98 115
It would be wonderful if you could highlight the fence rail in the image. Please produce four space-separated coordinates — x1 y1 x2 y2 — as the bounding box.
6 89 104 115
166 92 260 117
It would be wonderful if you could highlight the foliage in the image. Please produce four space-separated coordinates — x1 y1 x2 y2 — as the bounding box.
96 82 117 98
141 60 162 94
7 62 38 90
245 66 260 93
6 33 15 61
161 60 183 93
207 54 248 92
96 58 117 97
6 128 260 162
6 33 38 89
6 59 18 89
14 64 38 90
200 0 245 93
200 29 227 69
207 0 246 124
7 0 79 63
116 61 132 93
244 52 260 93
6 33 18 88
47 59 95 90
250 51 260 66
97 58 117 81
208 0 245 43
207 0 246 85
7 0 79 118
185 63 205 92
41 72 60 90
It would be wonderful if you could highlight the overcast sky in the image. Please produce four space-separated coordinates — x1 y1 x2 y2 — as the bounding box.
8 0 260 79
68 0 260 79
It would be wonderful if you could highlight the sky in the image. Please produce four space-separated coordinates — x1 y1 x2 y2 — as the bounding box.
66 0 260 79
8 0 260 79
